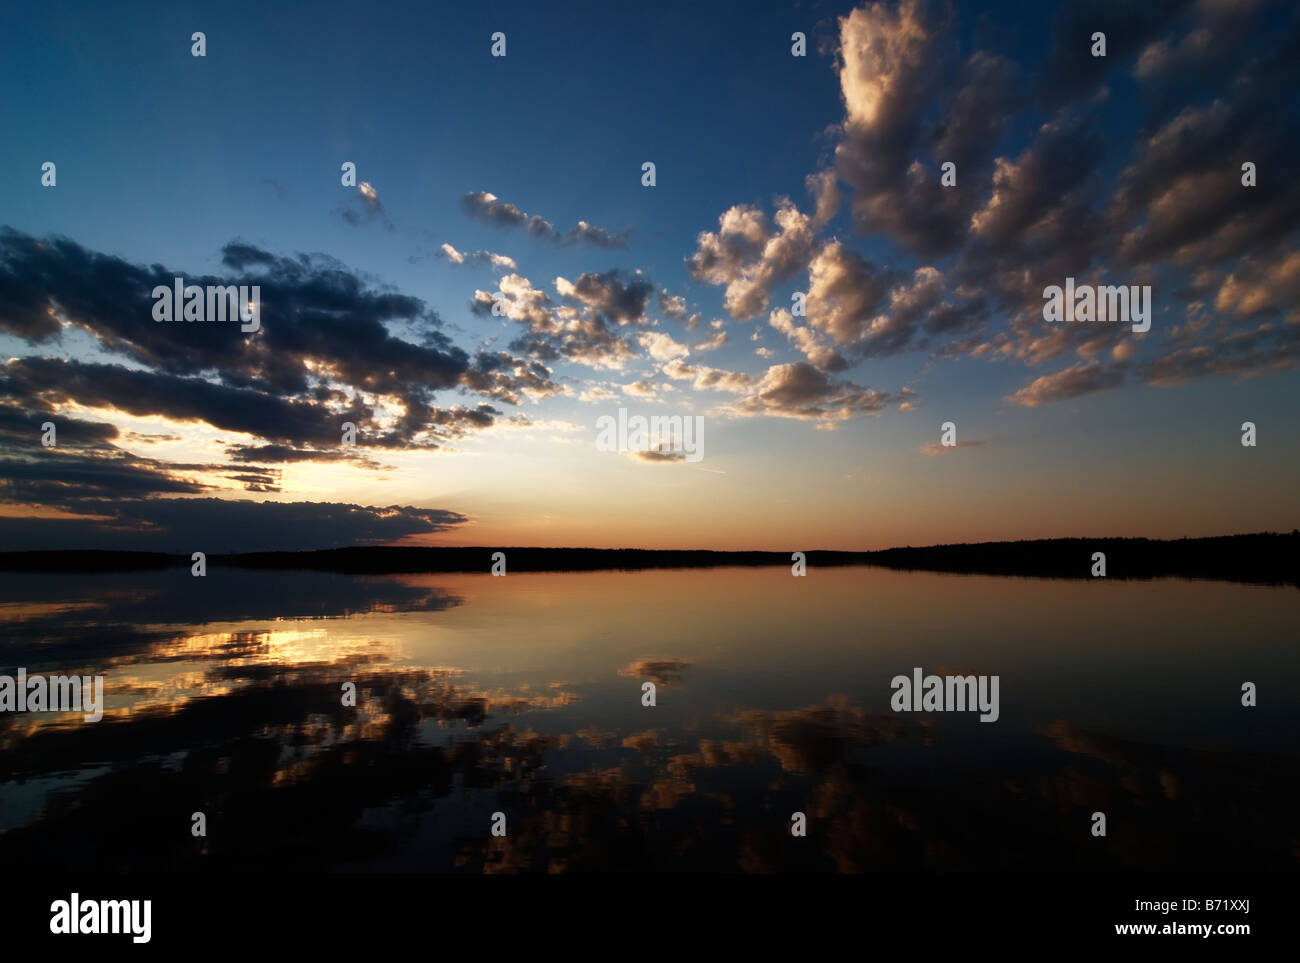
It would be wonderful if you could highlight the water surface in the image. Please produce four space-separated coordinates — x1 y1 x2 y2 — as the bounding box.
2 566 1296 873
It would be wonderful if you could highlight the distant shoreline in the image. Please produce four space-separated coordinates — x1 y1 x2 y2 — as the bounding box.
1 532 1296 586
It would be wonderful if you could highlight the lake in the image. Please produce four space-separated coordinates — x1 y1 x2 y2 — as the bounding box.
2 565 1296 873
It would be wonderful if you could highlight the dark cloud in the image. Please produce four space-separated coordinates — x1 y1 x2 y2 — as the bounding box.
0 231 555 445
1038 0 1192 108
0 498 467 552
0 449 214 504
462 351 563 405
557 269 654 327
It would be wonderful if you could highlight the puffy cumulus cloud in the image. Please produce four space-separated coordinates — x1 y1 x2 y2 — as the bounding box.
461 191 626 247
727 361 915 424
686 200 816 320
769 307 847 371
836 0 932 133
637 331 690 362
658 289 689 321
556 270 654 328
801 0 1300 406
437 243 516 272
621 379 673 399
578 383 619 404
474 270 646 370
804 241 888 345
1214 251 1300 321
801 242 951 360
693 320 729 352
884 265 945 328
471 272 554 328
661 358 754 394
832 2 1021 256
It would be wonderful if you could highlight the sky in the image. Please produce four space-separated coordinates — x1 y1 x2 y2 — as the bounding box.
0 0 1297 552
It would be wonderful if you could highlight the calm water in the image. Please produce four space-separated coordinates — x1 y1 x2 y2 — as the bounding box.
2 566 1297 873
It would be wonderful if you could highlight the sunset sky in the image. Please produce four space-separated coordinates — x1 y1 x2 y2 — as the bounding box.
1 0 1297 552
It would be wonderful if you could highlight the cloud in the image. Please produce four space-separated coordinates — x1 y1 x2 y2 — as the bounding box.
920 439 986 455
473 270 651 370
1108 95 1300 269
1140 322 1300 385
786 241 951 362
555 270 654 327
1007 360 1129 407
661 359 753 394
831 2 1021 257
693 321 729 352
805 169 841 229
340 182 394 230
769 307 847 371
0 497 467 552
1038 0 1192 107
437 243 517 271
1213 250 1300 321
658 289 689 321
462 350 564 405
619 659 690 686
461 191 626 247
0 230 569 534
631 449 687 463
727 361 914 424
223 444 390 467
637 331 690 362
686 200 816 320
